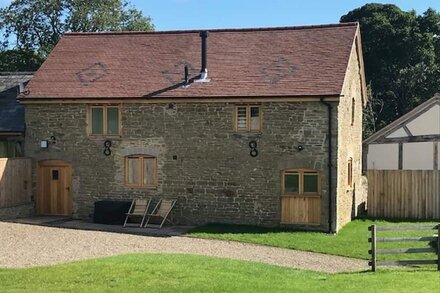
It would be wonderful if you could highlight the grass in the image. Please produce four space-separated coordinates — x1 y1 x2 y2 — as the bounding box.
0 254 439 292
188 218 439 260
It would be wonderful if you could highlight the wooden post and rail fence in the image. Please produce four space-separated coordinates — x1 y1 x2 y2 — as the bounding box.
368 224 440 271
0 158 32 208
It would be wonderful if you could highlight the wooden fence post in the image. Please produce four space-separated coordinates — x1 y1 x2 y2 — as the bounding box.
437 224 440 271
368 224 376 272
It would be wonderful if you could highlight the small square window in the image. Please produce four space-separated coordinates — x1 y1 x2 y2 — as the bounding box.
235 105 261 132
91 107 104 134
284 172 299 193
89 105 120 136
127 157 140 185
303 172 318 193
125 155 157 188
282 170 319 195
107 107 119 135
52 170 59 180
236 106 248 131
250 107 260 131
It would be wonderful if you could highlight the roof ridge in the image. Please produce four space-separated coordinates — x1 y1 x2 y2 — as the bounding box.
65 22 359 36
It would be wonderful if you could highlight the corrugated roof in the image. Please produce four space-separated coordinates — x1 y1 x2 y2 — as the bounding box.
23 23 359 99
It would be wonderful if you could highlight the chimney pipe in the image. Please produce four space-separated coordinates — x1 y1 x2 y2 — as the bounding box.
184 65 189 85
198 30 209 81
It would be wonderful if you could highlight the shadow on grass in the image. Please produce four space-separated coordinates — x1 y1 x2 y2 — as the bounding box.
189 216 439 235
364 217 440 224
189 223 331 235
344 215 439 224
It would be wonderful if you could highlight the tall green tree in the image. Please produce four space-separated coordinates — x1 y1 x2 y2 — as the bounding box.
0 49 44 71
341 4 439 137
0 0 154 70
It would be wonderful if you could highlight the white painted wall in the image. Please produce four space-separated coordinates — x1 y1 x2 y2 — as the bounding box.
438 143 440 170
406 104 440 135
402 142 434 170
367 102 440 170
367 144 399 170
386 127 407 138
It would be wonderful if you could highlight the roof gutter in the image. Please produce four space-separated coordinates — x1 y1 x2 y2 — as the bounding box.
320 97 335 234
21 95 342 102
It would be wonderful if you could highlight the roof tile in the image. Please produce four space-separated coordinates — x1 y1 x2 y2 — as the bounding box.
24 23 358 99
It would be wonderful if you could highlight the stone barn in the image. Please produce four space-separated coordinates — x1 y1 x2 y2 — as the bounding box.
21 22 367 232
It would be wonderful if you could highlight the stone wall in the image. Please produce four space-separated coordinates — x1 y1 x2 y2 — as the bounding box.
336 37 366 230
25 101 336 229
0 203 34 220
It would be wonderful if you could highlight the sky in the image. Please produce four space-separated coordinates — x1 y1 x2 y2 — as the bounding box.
133 0 440 31
0 0 439 31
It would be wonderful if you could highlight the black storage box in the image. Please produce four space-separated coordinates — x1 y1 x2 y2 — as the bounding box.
93 200 131 225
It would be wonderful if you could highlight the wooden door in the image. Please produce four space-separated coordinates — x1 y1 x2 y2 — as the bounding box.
280 169 321 225
37 160 72 215
280 196 321 225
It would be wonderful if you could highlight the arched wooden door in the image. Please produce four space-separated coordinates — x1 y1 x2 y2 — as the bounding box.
37 160 72 215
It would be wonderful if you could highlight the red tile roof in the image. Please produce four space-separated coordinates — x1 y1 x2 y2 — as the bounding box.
23 23 359 99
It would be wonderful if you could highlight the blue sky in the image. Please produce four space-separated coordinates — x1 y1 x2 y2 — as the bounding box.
134 0 440 31
0 0 439 31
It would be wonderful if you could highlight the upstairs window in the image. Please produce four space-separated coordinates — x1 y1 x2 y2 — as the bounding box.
125 155 157 188
235 105 261 132
282 170 320 196
89 105 120 136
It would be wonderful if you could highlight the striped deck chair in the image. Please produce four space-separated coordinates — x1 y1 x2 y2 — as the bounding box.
123 198 151 227
144 198 177 229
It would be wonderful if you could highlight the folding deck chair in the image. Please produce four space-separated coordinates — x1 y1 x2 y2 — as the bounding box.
123 198 151 227
144 198 177 229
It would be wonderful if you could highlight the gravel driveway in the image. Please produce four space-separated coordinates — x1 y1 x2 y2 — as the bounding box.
0 222 367 273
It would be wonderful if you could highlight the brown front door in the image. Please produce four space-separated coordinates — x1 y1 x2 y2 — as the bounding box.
37 160 72 215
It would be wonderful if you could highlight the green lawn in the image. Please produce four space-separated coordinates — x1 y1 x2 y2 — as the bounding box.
0 254 438 292
188 218 439 260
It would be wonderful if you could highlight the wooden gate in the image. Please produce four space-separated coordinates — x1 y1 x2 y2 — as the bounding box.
0 158 32 208
368 170 440 219
37 160 72 215
368 224 440 271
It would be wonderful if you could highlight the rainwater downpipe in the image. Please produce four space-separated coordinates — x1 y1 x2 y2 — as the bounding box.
320 97 335 234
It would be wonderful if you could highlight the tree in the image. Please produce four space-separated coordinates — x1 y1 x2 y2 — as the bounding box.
341 4 439 135
0 0 154 70
67 0 154 33
0 49 44 71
